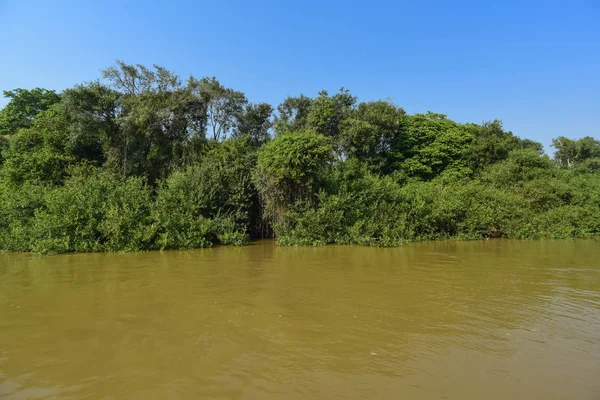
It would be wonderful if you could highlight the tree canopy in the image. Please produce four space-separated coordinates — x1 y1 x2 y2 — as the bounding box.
1 60 598 253
0 88 61 135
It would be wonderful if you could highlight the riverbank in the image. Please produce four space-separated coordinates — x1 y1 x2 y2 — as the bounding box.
1 62 599 254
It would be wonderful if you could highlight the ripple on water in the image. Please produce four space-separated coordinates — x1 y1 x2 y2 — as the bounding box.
0 239 599 399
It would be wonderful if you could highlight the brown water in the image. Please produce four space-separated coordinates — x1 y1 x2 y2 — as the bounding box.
1 240 599 400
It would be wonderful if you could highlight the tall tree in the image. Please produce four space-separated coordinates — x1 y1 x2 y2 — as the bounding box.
552 136 600 168
465 120 540 172
396 112 473 180
273 94 313 134
233 102 273 146
339 100 405 171
306 88 356 139
61 82 120 167
190 77 247 141
102 60 180 95
101 61 208 181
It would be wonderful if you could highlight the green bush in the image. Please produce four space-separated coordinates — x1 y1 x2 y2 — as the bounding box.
0 167 155 254
215 216 250 246
255 131 334 227
274 167 407 246
29 168 155 254
0 181 47 251
152 140 255 249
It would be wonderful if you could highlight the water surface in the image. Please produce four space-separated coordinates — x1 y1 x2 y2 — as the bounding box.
1 240 599 399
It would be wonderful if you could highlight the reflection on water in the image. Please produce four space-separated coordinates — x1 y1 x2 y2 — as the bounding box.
1 240 599 399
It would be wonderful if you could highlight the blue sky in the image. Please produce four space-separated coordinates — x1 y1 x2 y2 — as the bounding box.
1 0 598 152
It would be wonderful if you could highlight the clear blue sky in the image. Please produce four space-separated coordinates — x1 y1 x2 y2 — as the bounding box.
1 0 598 152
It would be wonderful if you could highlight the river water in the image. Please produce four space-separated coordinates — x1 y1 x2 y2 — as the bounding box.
1 240 599 399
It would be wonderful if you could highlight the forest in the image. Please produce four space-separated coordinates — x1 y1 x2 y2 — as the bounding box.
1 61 599 254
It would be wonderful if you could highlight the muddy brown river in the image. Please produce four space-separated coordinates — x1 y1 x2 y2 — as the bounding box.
1 240 599 399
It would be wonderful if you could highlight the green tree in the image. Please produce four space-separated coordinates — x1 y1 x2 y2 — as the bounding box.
465 120 542 172
61 82 120 166
305 88 356 139
255 131 333 228
552 136 600 168
190 77 247 141
0 88 61 135
0 105 75 185
153 138 255 248
339 100 405 172
396 112 472 180
273 94 313 134
102 61 208 181
233 102 273 146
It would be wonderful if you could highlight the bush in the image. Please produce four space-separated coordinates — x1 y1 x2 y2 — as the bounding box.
152 170 216 250
215 216 250 246
0 167 155 254
272 157 600 246
256 131 334 227
274 166 407 246
152 140 255 249
0 181 47 251
29 168 155 254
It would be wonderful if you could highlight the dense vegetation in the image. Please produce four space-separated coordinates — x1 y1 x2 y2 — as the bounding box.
1 61 599 253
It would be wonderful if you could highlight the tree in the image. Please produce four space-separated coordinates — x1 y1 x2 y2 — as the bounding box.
233 102 273 146
61 82 120 167
0 105 75 185
273 94 313 134
552 136 600 168
305 88 356 139
465 120 541 172
153 138 256 248
0 88 61 135
396 112 472 180
190 77 247 141
255 131 333 228
101 61 209 181
102 60 181 95
339 100 405 171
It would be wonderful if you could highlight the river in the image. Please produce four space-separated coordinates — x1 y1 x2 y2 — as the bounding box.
1 240 599 399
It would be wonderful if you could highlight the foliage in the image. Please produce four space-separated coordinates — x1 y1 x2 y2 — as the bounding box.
0 105 75 185
0 167 155 253
273 94 313 134
0 180 47 251
464 120 541 172
305 89 356 139
190 76 247 141
339 100 405 172
0 88 61 135
255 131 333 227
396 112 473 180
233 102 273 146
152 138 256 249
552 136 600 168
103 62 210 182
0 134 10 165
0 60 599 253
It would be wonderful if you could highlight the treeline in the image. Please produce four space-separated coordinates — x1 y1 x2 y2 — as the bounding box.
1 61 599 253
